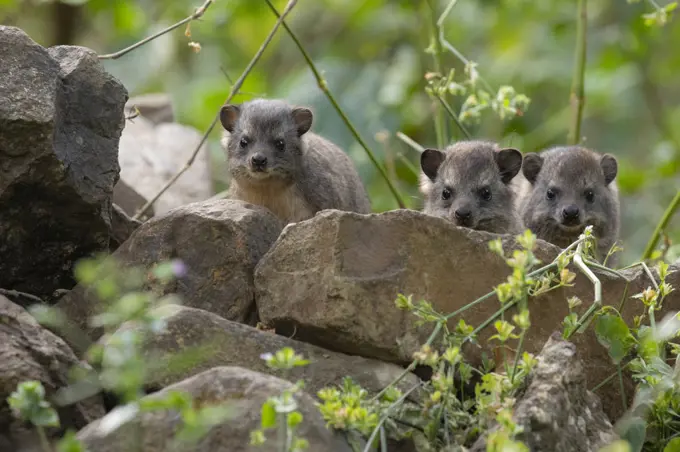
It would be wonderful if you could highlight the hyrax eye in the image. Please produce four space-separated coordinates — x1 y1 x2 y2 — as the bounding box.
239 137 249 148
274 139 285 151
441 188 452 200
585 189 594 203
479 187 492 201
546 188 556 200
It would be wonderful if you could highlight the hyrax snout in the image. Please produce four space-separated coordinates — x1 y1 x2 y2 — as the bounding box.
219 98 371 223
517 145 620 263
419 140 524 234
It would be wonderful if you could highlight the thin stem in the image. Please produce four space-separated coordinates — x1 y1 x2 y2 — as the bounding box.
567 0 587 145
566 241 602 337
98 0 214 60
277 412 287 452
362 383 422 452
436 95 472 139
641 190 680 261
396 153 420 179
591 360 633 392
0 288 44 304
443 291 496 320
266 0 406 209
511 330 526 383
396 132 425 153
37 426 51 452
427 0 447 149
371 322 442 402
617 364 628 410
133 0 299 220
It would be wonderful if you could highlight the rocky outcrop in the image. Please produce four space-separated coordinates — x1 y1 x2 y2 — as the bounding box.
106 304 421 397
471 334 619 451
0 295 105 449
113 180 153 220
76 366 352 452
0 26 127 302
57 199 283 353
254 208 674 421
117 112 213 216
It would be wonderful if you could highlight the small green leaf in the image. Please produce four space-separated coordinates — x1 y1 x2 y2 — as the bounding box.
664 437 680 452
616 416 646 452
57 431 86 452
595 314 635 364
287 411 303 428
261 400 276 429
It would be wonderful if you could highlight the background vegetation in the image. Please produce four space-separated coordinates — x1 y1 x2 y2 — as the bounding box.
2 0 680 265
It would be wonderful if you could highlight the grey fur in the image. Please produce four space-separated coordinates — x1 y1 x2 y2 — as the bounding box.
516 145 620 263
419 140 525 234
219 99 371 223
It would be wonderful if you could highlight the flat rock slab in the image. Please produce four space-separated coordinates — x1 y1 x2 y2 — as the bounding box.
255 208 676 421
107 304 420 398
76 366 352 452
56 199 283 353
0 295 104 447
0 27 127 301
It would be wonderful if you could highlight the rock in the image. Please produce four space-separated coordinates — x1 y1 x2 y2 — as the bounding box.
56 199 283 353
254 208 671 421
109 203 143 250
0 27 127 301
470 334 619 452
117 115 213 216
76 366 352 452
113 180 154 220
125 93 175 125
0 295 105 447
107 304 421 398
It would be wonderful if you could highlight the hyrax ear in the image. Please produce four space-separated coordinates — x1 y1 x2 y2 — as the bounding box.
495 148 523 184
291 107 313 136
219 104 240 133
522 153 544 184
420 148 445 181
600 153 618 186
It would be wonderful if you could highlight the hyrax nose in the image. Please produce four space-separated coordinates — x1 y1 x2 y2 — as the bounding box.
454 207 472 220
562 204 580 221
250 154 267 169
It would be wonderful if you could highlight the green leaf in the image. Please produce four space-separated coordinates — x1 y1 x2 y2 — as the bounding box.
664 438 680 452
261 400 276 429
616 416 646 452
595 314 635 364
33 407 60 427
57 431 86 452
287 411 303 428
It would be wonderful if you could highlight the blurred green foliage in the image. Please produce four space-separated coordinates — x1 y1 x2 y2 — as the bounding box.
2 0 680 265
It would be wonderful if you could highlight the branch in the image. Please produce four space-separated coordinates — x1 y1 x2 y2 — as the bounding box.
133 0 299 220
98 0 215 60
0 288 44 305
567 0 587 145
395 132 425 153
264 0 406 209
641 190 680 261
436 95 472 139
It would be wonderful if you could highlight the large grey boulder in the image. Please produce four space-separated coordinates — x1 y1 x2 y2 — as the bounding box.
56 199 283 353
470 334 619 452
254 208 671 422
0 295 105 449
0 26 127 302
76 366 352 452
106 304 421 398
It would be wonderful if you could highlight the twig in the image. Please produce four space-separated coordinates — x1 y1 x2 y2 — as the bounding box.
0 288 44 304
133 0 299 220
567 0 587 145
427 0 447 148
98 0 214 60
265 0 406 209
641 190 680 261
436 95 472 139
363 383 422 452
566 240 603 338
395 132 425 153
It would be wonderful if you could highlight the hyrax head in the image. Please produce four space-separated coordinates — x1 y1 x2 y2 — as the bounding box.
219 99 313 186
521 146 618 238
419 141 523 233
